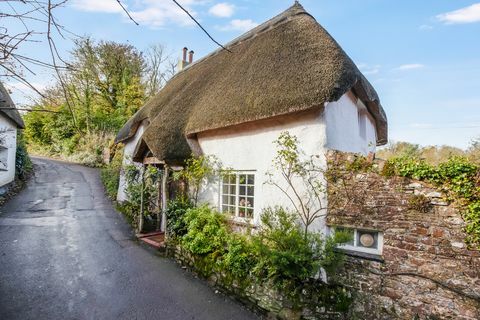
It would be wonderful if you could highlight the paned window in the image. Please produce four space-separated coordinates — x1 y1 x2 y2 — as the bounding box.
221 172 255 219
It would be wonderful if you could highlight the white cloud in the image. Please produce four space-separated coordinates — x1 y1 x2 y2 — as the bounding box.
395 64 425 71
209 3 235 18
357 63 381 75
71 0 205 28
219 19 258 32
437 3 480 24
71 0 124 13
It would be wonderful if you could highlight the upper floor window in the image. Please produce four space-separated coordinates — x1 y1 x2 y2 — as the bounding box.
221 172 255 219
358 110 367 141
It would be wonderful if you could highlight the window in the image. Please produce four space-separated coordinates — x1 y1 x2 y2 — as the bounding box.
333 227 383 255
358 110 367 140
221 172 255 219
0 147 8 171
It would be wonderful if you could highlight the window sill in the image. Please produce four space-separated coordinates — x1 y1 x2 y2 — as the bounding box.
335 248 384 263
226 216 256 228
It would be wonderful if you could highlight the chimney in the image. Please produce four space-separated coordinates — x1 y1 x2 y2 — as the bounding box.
188 50 194 64
182 47 188 62
178 47 190 72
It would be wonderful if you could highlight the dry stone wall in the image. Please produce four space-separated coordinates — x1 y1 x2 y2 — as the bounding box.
327 151 480 319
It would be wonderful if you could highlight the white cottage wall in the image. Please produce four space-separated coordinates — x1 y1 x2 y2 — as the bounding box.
117 122 147 202
197 109 329 231
324 92 377 155
0 115 18 188
195 91 378 233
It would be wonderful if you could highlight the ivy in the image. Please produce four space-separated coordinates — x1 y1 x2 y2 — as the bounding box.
386 156 480 248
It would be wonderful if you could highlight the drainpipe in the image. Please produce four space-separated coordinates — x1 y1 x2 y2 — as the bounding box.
138 166 145 233
161 165 169 234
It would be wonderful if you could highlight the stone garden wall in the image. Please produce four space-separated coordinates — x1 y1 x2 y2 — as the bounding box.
169 244 350 319
327 152 480 319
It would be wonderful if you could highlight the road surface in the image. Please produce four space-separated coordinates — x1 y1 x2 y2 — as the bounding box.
0 158 258 320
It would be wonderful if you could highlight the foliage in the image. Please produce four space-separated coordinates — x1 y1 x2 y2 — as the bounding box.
165 197 193 239
266 131 327 236
179 205 350 286
15 132 32 181
222 233 257 280
22 39 174 167
386 156 480 247
377 140 479 166
173 155 222 206
182 205 228 256
100 144 124 199
408 194 432 213
251 207 350 290
120 164 162 230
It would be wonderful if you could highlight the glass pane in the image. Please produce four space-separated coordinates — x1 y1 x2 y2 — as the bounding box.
239 174 246 184
247 175 255 185
246 208 253 219
247 186 254 196
229 195 236 205
357 230 378 249
223 175 231 184
222 195 229 205
247 197 254 208
238 208 245 218
222 205 229 213
229 185 236 194
239 197 246 208
239 185 246 195
222 184 229 194
336 227 354 246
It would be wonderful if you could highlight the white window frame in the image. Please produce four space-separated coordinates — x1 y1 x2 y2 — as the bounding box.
0 146 8 171
331 226 383 255
358 110 367 141
219 171 255 220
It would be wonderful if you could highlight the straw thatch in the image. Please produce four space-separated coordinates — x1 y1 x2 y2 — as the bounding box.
0 82 24 129
116 3 387 162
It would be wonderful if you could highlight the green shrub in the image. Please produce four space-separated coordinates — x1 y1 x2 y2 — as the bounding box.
182 205 228 256
15 132 33 180
166 197 193 239
222 234 257 280
251 207 350 289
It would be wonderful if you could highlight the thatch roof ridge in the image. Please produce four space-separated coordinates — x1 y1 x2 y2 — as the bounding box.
0 82 25 129
170 2 311 80
114 2 310 144
115 3 388 161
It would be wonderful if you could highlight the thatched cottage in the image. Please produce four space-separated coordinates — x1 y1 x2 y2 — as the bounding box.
0 82 25 192
115 3 387 234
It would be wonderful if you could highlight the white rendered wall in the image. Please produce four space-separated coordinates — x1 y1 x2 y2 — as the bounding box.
117 123 146 202
197 109 329 233
196 91 379 233
324 92 377 155
0 115 18 188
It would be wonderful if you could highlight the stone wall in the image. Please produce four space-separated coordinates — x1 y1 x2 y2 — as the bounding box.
169 244 350 320
327 152 480 319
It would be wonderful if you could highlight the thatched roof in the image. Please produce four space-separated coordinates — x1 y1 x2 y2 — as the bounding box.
0 82 24 129
116 2 387 162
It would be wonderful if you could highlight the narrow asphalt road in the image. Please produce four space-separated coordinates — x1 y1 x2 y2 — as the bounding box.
0 158 258 320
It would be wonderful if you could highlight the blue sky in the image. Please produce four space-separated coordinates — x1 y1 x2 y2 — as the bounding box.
7 0 480 149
